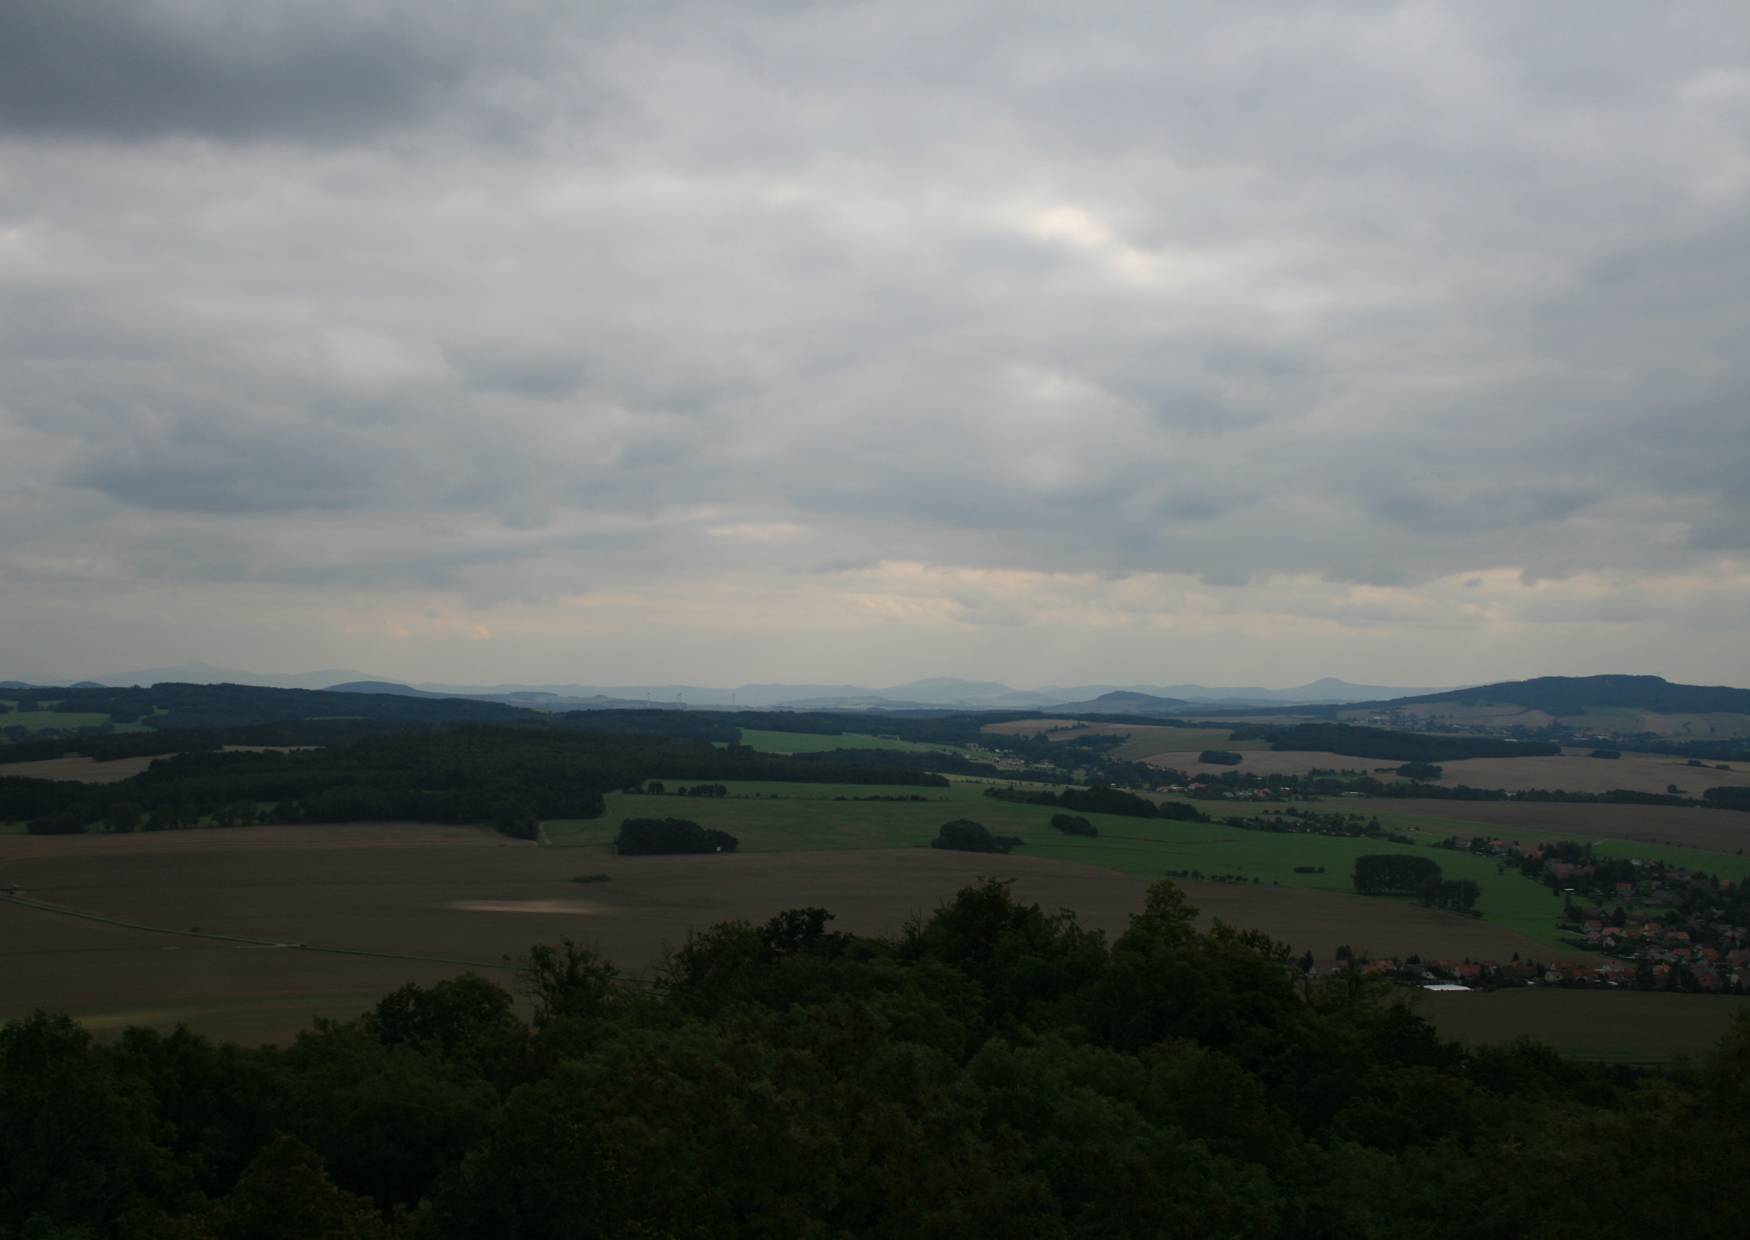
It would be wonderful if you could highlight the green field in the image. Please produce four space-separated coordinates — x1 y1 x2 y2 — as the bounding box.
0 700 157 734
0 707 123 732
542 780 1613 953
545 779 1750 957
735 728 959 755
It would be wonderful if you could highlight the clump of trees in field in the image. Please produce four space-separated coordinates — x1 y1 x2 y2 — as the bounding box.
1050 813 1097 836
615 817 739 855
1352 853 1481 913
929 819 1022 853
1394 761 1444 781
1198 749 1243 765
1353 853 1444 895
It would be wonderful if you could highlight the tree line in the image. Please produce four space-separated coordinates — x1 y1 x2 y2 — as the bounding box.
0 726 953 838
4 878 1749 1237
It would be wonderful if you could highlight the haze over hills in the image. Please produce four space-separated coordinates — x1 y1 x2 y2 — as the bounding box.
2 665 1454 706
15 667 1748 725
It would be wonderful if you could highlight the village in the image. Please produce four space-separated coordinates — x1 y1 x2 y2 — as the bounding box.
1395 833 1750 993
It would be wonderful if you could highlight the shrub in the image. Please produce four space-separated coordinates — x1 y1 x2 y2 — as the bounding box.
615 817 739 855
1198 750 1243 765
930 819 1021 853
1050 814 1097 837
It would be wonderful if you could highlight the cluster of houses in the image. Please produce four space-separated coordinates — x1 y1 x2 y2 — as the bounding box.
1419 833 1750 993
1326 950 1750 993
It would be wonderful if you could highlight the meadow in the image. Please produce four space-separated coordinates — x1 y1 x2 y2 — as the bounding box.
734 728 959 755
0 706 131 732
547 780 1629 954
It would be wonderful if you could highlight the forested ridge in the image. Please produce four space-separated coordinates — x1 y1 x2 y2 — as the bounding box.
5 879 1749 1238
0 727 951 837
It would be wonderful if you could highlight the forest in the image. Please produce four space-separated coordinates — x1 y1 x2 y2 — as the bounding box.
0 726 953 837
5 878 1748 1238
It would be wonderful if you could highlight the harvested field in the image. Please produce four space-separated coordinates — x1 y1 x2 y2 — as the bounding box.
1363 799 1750 855
0 754 170 783
1142 750 1388 776
1434 753 1745 797
1419 989 1750 1062
1067 726 1269 761
981 719 1084 736
0 824 1150 1043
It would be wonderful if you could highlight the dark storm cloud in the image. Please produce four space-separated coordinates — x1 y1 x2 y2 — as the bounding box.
0 0 572 143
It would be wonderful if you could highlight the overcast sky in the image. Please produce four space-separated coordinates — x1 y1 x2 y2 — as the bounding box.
3 0 1748 689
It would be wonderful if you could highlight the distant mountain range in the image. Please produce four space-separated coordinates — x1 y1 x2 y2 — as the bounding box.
14 665 1741 720
5 666 1457 710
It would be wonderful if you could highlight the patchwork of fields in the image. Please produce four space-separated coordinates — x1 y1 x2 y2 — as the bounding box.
5 716 1750 1058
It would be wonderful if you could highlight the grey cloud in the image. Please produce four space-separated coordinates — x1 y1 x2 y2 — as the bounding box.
70 413 390 514
448 343 588 400
0 0 580 144
3 1 1750 681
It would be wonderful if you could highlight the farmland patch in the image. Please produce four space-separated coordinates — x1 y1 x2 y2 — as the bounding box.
1419 988 1750 1062
1433 753 1745 797
735 728 956 755
1361 799 1750 857
1142 750 1391 776
0 754 171 783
